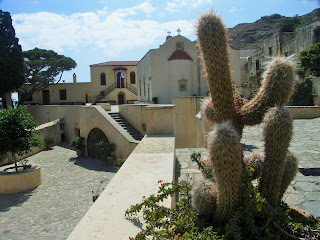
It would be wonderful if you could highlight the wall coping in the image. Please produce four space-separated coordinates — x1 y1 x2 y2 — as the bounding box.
145 104 175 109
67 135 175 240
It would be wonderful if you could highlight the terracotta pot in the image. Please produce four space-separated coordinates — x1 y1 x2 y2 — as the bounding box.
76 148 85 157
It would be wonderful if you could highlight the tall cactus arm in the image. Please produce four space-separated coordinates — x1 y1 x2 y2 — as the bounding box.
241 58 295 126
207 121 242 221
259 107 293 206
197 12 237 123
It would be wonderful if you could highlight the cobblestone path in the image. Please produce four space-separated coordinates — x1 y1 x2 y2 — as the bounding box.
0 144 117 240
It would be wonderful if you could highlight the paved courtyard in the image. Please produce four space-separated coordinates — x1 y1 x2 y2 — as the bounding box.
0 144 117 240
176 117 320 217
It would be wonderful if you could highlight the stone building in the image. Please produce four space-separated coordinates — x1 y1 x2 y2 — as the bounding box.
137 33 243 104
22 61 138 106
246 19 320 88
90 61 138 105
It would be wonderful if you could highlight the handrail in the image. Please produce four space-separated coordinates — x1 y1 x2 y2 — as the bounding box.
95 82 138 102
124 82 138 95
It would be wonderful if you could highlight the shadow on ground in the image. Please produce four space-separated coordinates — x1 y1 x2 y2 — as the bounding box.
242 144 258 152
0 188 36 212
69 157 117 172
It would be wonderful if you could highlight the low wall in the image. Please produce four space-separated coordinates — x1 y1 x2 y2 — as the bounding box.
172 97 202 148
0 119 62 166
119 104 147 134
196 106 320 148
145 105 175 135
285 106 320 119
26 105 139 160
0 166 41 194
67 135 175 240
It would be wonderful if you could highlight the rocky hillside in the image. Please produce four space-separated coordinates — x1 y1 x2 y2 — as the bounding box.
228 8 320 50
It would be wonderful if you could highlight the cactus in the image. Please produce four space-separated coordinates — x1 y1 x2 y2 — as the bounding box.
278 151 299 200
191 179 218 217
258 107 293 206
207 121 242 221
192 11 298 221
243 153 264 179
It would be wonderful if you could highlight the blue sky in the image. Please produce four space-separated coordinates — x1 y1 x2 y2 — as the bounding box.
1 0 319 84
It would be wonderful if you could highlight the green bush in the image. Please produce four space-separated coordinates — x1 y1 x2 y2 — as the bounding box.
44 136 55 148
69 136 85 149
289 77 314 106
126 156 320 239
96 141 116 158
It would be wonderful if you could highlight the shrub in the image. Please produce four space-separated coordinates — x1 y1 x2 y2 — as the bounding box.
44 136 55 149
69 136 85 149
152 97 158 104
289 77 314 106
96 141 116 158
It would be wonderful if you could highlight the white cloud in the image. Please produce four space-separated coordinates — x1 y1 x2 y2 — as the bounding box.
166 0 212 12
12 2 194 58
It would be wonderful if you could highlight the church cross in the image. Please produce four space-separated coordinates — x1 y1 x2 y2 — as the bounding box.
177 28 181 35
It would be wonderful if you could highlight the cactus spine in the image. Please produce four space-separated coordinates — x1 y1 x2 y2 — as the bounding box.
278 152 299 200
207 121 242 221
259 107 293 206
193 11 298 221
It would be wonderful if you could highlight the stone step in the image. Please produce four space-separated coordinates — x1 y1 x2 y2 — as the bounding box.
108 112 143 141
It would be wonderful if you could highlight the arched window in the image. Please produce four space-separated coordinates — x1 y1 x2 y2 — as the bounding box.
130 71 136 84
100 73 106 85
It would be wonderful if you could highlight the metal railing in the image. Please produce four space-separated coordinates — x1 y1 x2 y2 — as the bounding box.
95 82 138 102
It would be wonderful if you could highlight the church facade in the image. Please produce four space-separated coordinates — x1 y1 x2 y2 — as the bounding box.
137 35 207 104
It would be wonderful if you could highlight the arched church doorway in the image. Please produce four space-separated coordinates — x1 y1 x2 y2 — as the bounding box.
118 92 125 105
87 128 109 159
117 72 124 88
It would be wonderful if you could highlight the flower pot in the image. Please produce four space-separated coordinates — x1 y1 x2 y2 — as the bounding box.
76 148 85 157
0 166 42 194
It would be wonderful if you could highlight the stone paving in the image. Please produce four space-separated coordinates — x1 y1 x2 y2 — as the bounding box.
176 117 320 217
0 144 117 240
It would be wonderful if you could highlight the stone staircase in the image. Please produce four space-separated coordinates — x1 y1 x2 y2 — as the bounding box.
108 112 144 141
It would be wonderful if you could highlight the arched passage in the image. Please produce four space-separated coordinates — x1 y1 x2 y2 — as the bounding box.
87 128 109 159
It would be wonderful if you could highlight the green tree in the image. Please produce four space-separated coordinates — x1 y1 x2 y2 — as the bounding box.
0 106 42 172
290 76 314 106
18 48 76 105
278 15 300 32
299 42 320 77
0 10 25 108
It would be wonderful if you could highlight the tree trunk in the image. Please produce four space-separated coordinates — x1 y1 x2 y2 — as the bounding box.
0 92 13 109
13 153 18 172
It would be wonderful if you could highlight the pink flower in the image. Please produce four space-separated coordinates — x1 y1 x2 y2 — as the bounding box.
157 180 163 184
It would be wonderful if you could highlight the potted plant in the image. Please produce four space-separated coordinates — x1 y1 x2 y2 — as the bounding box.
70 136 86 157
0 106 42 172
0 106 43 193
44 136 55 149
152 97 158 104
96 141 116 165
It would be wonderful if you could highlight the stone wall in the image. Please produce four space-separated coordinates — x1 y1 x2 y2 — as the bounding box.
172 97 202 148
67 135 175 240
0 119 62 166
26 105 139 160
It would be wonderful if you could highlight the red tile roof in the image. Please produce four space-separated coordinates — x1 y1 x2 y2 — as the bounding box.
168 50 193 61
90 61 139 67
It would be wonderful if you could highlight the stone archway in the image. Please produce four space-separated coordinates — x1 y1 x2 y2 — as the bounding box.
87 128 109 159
